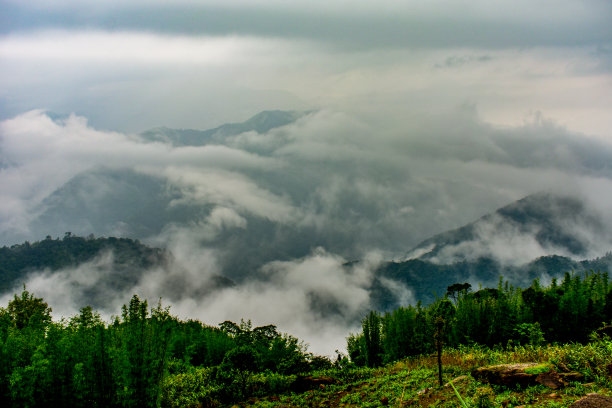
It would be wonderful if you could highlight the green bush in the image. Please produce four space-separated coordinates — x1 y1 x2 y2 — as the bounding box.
249 371 295 397
160 367 221 408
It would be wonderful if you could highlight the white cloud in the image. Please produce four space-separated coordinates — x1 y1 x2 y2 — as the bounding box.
2 0 612 356
0 30 291 66
162 167 299 223
167 249 382 355
0 110 283 237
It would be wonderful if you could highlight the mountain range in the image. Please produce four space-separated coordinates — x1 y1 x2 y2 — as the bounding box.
404 192 603 263
2 110 611 320
371 192 612 308
139 110 307 147
3 194 611 313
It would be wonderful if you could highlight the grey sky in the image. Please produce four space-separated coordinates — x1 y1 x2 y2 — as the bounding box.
2 1 611 48
1 0 612 354
1 0 611 133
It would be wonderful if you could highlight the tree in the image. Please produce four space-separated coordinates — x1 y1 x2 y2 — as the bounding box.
219 346 260 400
446 282 471 304
7 288 52 330
362 311 383 367
118 295 170 408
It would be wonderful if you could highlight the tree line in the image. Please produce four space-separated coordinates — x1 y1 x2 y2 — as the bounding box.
3 270 612 406
0 290 331 408
0 234 168 294
348 271 612 367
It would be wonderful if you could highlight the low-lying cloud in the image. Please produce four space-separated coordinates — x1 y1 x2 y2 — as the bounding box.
0 246 384 356
3 106 612 354
4 107 612 261
2 0 612 356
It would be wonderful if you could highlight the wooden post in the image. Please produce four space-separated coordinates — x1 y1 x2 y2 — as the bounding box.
435 316 444 387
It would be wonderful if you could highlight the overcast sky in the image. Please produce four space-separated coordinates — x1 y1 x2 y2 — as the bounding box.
1 0 611 134
1 0 612 355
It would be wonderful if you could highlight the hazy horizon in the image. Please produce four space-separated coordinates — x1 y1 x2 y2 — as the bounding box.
1 0 611 355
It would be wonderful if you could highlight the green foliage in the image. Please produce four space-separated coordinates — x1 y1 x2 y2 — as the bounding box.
450 381 469 408
349 271 612 367
275 341 611 408
160 367 221 408
6 288 52 330
524 363 554 375
2 262 611 407
362 311 383 367
513 322 546 346
0 289 314 407
0 235 168 294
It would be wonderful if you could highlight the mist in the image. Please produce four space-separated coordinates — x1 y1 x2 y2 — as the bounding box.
1 0 611 355
3 107 612 354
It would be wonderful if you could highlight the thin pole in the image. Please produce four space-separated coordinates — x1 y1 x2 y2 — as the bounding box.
435 316 444 387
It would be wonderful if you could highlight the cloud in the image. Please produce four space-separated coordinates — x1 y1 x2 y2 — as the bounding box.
143 248 384 356
3 103 612 355
3 1 611 50
0 30 290 65
435 54 493 68
4 106 612 257
161 167 299 224
2 4 611 134
2 0 612 356
428 214 575 266
0 245 384 356
0 110 282 237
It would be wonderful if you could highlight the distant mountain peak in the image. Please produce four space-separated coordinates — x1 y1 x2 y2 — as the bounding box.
240 110 309 132
139 110 312 147
404 192 604 265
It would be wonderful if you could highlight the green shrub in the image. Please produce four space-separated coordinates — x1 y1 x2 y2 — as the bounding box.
249 371 295 397
160 367 221 408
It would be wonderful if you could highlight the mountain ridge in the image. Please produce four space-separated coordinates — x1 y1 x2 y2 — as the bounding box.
403 192 604 264
139 110 310 147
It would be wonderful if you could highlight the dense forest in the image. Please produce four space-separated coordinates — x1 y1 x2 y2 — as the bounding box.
4 235 612 312
1 270 611 407
374 253 612 307
350 271 612 367
0 290 331 408
0 234 169 294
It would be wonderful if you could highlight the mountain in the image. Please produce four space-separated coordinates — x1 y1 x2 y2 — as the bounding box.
4 191 612 317
403 192 605 264
7 110 317 264
28 168 190 241
139 110 308 146
369 193 612 309
0 235 235 308
21 165 332 281
3 233 610 317
6 108 612 317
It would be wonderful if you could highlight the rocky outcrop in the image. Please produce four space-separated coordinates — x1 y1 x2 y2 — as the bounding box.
472 363 584 389
569 394 612 407
290 375 337 393
472 363 541 388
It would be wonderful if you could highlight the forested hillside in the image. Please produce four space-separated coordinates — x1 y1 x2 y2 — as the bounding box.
351 271 612 367
0 234 168 294
0 290 331 407
1 271 611 407
4 235 612 315
374 253 612 307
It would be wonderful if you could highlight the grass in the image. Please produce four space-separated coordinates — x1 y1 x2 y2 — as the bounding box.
238 340 612 408
449 381 469 407
524 363 555 375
